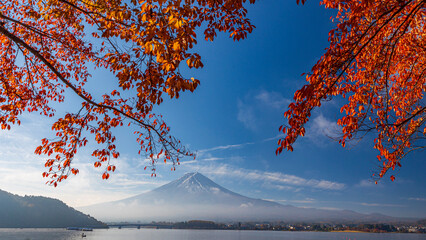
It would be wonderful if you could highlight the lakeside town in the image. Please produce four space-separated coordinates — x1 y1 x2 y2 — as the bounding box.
108 220 426 234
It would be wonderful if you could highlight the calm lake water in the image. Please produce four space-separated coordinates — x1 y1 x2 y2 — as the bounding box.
0 228 424 240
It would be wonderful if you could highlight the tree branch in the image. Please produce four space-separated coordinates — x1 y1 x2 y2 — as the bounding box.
0 24 177 150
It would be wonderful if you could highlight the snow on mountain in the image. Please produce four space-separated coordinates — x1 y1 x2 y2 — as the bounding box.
78 172 403 223
124 172 280 207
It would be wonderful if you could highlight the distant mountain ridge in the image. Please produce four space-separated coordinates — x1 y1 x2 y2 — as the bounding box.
0 189 106 228
79 172 411 223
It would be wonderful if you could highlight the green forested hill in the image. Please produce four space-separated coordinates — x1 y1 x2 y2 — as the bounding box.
0 189 106 228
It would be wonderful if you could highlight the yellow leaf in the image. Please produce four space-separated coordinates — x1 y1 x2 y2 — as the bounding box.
173 42 180 51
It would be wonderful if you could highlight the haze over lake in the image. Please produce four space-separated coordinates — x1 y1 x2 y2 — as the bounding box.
79 172 409 223
0 229 425 240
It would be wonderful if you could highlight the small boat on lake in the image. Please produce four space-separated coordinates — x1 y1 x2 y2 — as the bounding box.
66 227 93 231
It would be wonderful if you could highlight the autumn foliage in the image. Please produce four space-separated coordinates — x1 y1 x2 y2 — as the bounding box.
0 0 255 186
278 0 426 182
2 0 424 186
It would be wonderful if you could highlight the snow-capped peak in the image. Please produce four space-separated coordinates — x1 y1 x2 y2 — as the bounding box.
175 172 221 193
153 172 227 194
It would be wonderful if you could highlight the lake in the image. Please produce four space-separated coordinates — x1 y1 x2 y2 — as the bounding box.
0 228 424 240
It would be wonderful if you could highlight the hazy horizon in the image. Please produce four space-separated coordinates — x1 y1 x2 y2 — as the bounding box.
76 172 423 223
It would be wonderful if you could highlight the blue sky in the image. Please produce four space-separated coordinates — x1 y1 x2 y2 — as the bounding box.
0 1 425 218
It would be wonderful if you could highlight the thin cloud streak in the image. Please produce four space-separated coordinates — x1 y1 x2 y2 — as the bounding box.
198 142 255 153
202 157 223 161
262 134 284 142
189 164 345 190
360 202 405 208
264 184 294 191
408 197 426 201
198 134 284 154
263 198 316 204
319 207 343 211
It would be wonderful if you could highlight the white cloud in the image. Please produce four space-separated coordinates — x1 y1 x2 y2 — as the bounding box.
360 202 405 207
179 160 198 165
290 198 316 204
311 114 340 137
264 198 317 205
210 187 220 194
306 114 341 145
265 184 294 191
262 134 285 142
187 164 345 190
264 199 287 203
201 157 223 161
408 197 426 201
198 142 254 153
239 202 253 208
237 90 290 131
356 179 382 188
255 90 290 109
237 99 257 130
198 134 283 155
319 207 343 211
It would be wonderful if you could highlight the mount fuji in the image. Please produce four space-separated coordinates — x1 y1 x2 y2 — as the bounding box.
79 172 403 223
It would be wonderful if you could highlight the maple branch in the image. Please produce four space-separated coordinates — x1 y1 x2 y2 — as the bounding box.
279 2 417 153
321 0 415 99
395 106 426 128
57 0 132 27
0 13 53 39
0 24 181 153
0 12 106 65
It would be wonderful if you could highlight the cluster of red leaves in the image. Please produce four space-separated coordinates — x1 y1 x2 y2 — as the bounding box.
0 0 255 186
279 0 426 182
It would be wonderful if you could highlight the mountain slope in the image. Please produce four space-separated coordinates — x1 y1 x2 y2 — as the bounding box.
123 172 281 207
0 189 106 228
79 172 403 223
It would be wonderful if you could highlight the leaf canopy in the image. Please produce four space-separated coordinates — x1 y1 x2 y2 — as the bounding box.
0 0 255 185
279 0 426 182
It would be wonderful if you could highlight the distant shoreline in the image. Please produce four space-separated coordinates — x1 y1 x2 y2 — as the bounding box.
0 227 424 234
